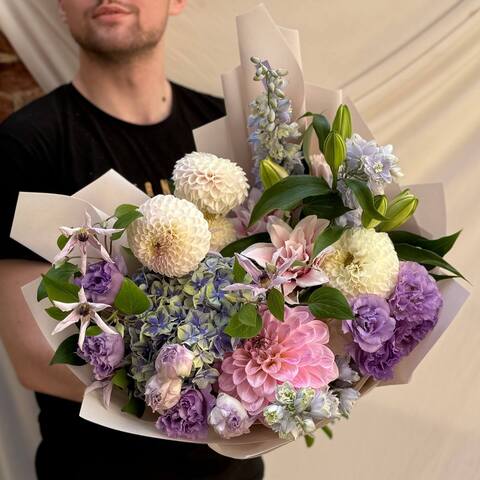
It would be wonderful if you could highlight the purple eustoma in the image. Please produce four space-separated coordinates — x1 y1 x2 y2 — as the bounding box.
349 262 443 380
208 393 253 439
154 344 194 379
343 294 396 353
52 286 118 350
53 211 123 274
388 261 443 324
155 387 215 440
77 331 124 380
74 257 125 305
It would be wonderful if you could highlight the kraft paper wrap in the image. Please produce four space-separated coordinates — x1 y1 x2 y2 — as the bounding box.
10 3 469 460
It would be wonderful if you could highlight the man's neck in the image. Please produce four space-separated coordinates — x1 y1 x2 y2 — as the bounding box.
72 42 172 125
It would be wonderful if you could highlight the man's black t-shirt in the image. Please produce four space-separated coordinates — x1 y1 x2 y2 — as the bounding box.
0 83 264 480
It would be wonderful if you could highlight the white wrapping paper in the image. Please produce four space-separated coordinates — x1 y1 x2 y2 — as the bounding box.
10 3 469 460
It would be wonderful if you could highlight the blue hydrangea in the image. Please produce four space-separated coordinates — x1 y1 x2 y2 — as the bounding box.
128 253 243 394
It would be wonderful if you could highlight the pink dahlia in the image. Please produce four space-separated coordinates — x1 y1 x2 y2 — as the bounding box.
218 306 338 415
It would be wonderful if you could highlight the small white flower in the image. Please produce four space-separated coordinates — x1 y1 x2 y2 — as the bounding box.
172 152 249 215
52 287 117 350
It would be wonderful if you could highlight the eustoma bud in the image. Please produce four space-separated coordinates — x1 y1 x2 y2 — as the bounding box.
377 189 418 232
259 157 289 190
155 344 194 379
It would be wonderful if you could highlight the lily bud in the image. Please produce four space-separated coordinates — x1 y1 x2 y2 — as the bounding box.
362 195 388 229
259 158 289 190
377 190 418 232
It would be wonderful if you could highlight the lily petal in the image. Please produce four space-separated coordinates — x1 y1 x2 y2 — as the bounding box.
242 243 276 267
267 217 292 249
295 268 329 288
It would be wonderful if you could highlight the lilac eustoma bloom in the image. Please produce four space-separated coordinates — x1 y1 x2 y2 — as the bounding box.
53 211 123 274
52 286 118 350
222 252 296 297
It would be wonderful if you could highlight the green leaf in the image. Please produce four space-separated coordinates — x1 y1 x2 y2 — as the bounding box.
224 309 263 339
57 234 69 250
49 334 86 366
301 124 315 168
220 233 270 258
37 262 79 301
86 325 102 336
121 394 145 418
312 114 331 153
345 178 388 222
323 131 346 188
321 425 333 439
41 274 80 303
332 104 352 140
394 243 466 281
302 192 351 220
267 288 285 321
45 306 69 321
431 273 458 281
305 434 315 447
114 204 139 218
312 225 345 258
308 286 353 320
114 278 151 315
388 230 461 257
238 304 258 327
111 210 143 241
112 368 130 390
249 176 330 227
233 258 246 283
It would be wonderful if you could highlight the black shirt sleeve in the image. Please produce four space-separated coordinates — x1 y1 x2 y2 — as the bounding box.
0 128 49 262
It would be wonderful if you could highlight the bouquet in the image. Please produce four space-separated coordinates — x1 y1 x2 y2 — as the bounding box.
10 4 469 459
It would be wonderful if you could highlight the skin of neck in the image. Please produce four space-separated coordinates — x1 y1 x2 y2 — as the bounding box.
72 37 172 125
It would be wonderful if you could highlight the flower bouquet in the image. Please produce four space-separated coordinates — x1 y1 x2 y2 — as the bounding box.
10 4 469 459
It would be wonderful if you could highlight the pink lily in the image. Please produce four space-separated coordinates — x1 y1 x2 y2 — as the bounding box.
223 253 297 297
241 215 333 302
52 287 118 350
53 211 123 274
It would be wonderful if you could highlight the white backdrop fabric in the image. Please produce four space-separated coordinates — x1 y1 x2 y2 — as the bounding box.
0 1 479 479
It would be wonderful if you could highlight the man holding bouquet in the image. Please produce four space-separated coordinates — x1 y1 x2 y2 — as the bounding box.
0 1 264 478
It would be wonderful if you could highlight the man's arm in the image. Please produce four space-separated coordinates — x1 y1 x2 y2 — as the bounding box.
0 259 85 402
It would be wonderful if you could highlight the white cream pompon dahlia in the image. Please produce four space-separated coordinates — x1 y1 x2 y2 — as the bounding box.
172 152 249 215
207 215 237 252
127 195 211 277
322 227 399 299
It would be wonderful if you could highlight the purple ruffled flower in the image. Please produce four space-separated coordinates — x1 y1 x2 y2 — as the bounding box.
77 332 124 380
388 261 443 324
155 387 215 440
343 294 396 353
74 257 125 305
350 262 443 380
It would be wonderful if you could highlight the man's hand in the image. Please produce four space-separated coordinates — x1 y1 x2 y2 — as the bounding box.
0 259 86 402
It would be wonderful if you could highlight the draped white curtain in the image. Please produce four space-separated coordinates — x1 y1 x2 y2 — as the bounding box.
1 1 479 479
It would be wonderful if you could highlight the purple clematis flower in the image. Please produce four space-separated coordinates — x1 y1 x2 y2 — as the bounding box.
53 211 123 274
222 252 296 297
52 287 118 350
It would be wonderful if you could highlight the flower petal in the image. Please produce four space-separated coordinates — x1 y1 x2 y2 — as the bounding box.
52 300 80 312
51 310 81 335
92 312 118 336
242 243 276 267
